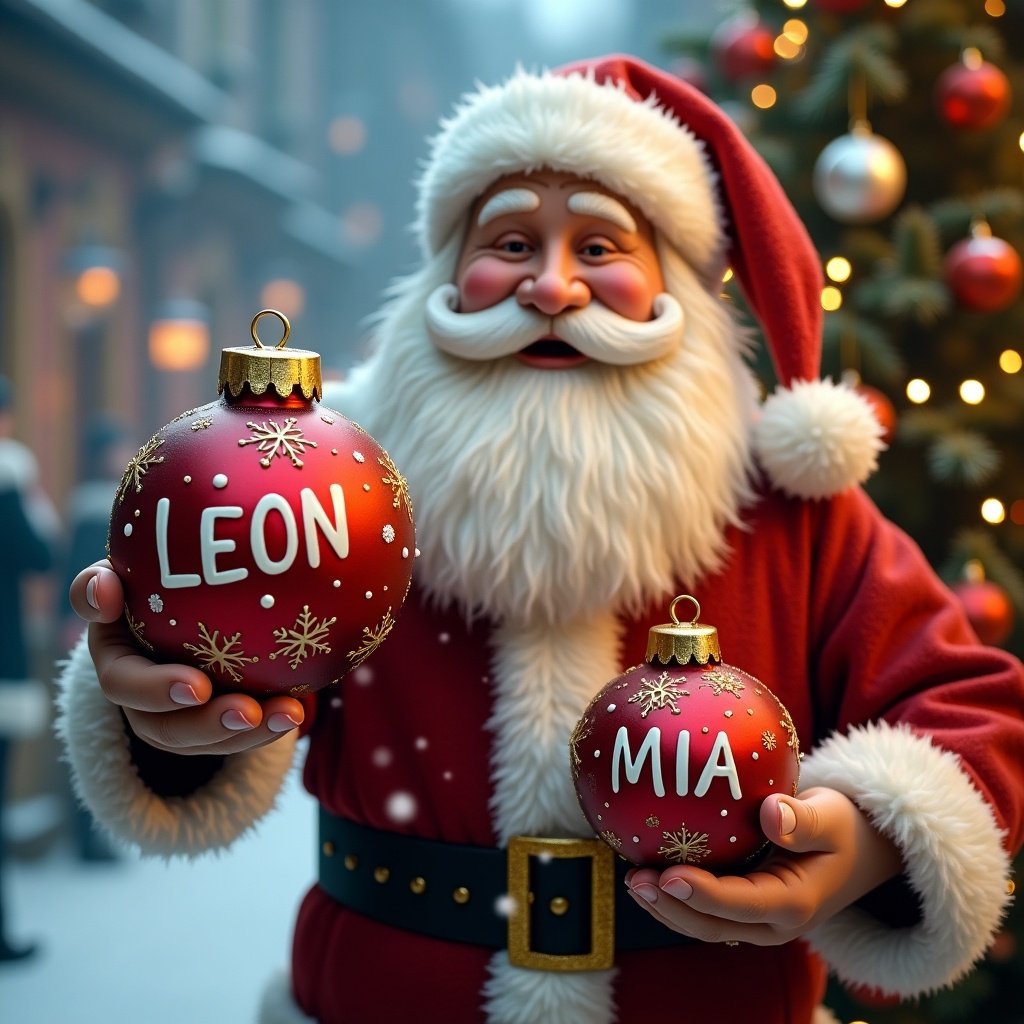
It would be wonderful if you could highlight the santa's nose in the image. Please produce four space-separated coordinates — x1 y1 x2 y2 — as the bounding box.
516 253 590 316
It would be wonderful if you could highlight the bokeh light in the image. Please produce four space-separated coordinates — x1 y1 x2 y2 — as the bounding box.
959 379 985 404
981 498 1006 524
906 378 931 403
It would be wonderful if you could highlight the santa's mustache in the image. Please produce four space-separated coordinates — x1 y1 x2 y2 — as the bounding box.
424 284 685 366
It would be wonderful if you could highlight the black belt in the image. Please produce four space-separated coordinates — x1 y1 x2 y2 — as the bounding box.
318 808 694 972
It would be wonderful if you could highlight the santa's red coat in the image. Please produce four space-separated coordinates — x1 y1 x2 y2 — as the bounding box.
290 484 1024 1023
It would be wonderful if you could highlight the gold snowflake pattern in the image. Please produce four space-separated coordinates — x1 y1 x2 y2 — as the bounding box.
780 711 798 750
190 417 213 431
645 815 660 829
289 683 312 696
124 606 153 652
116 435 165 503
569 714 594 774
600 830 623 850
239 417 318 468
183 623 257 683
762 730 778 751
658 824 711 865
346 607 396 670
378 450 413 521
270 605 337 669
171 407 199 423
627 671 690 718
699 669 746 699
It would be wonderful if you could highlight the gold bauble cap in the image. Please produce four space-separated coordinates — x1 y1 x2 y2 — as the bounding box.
645 594 722 666
218 309 322 401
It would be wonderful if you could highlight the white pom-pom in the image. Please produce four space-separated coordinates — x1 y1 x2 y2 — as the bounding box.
753 378 886 500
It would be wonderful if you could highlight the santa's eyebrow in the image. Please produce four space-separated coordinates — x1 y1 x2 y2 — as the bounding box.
477 188 541 227
566 191 637 234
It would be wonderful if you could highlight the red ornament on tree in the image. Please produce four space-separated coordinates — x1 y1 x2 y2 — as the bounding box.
954 562 1014 647
945 223 1023 313
843 370 896 446
710 13 775 82
570 596 800 872
107 309 416 697
937 49 1011 132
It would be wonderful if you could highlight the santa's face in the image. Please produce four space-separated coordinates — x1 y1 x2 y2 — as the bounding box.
427 171 684 371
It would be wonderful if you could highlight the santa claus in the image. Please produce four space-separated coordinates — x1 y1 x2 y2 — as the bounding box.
58 57 1023 1024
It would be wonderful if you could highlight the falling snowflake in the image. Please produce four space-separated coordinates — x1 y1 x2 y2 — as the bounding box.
700 670 746 698
116 435 165 503
600 830 623 850
382 524 396 543
270 605 337 669
378 450 413 521
190 417 213 431
124 606 153 652
658 824 711 865
569 713 594 774
238 417 318 468
183 623 257 682
148 594 164 613
385 791 417 824
347 606 396 669
627 671 690 718
762 730 778 751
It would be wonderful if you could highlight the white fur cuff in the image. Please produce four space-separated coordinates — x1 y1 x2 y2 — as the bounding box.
753 378 885 500
800 721 1012 997
54 630 298 857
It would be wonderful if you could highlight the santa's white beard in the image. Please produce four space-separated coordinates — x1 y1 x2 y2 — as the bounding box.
335 239 760 626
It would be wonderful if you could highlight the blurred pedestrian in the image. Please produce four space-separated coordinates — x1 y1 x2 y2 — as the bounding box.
0 375 58 962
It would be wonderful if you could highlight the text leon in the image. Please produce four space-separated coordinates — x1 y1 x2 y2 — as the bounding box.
611 725 742 801
155 485 349 588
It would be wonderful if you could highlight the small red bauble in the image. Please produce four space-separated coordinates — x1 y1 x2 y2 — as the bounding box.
937 53 1011 132
945 232 1023 313
107 310 415 697
570 596 800 872
710 14 775 82
954 578 1014 647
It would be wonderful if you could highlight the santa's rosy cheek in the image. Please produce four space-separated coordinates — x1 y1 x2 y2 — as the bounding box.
590 263 661 321
457 260 522 313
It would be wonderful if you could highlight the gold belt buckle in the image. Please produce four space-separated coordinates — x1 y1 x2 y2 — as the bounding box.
506 835 615 972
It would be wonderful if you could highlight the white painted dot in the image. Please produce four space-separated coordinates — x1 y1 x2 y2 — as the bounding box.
168 619 176 626
402 547 409 558
603 802 610 809
607 704 616 712
123 523 133 537
260 595 275 609
438 632 450 644
721 809 728 817
382 524 396 543
331 448 338 455
183 475 192 484
724 710 733 718
213 473 228 489
751 751 759 760
333 579 341 588
702 726 709 734
364 591 373 600
363 483 371 492
730 836 737 843
383 586 388 592
415 547 421 557
747 708 754 716
385 791 417 824
593 750 601 758
134 509 140 517
353 451 365 463
372 747 393 767
768 779 774 787
414 737 428 751
632 836 640 843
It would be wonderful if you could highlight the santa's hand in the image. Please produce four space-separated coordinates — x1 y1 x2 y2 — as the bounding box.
69 560 304 755
624 787 902 946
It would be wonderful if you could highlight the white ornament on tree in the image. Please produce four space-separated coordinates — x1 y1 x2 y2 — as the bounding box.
813 122 906 224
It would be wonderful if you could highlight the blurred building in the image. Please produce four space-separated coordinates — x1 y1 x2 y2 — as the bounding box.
0 0 352 505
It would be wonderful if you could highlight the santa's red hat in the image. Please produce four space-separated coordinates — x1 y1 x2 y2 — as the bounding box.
415 54 884 500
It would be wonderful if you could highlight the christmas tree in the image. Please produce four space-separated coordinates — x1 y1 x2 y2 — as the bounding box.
665 2 1023 1019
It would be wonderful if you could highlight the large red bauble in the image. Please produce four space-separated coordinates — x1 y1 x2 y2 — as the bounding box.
944 235 1023 313
937 59 1011 132
710 15 775 82
953 579 1014 647
570 598 800 872
107 316 415 697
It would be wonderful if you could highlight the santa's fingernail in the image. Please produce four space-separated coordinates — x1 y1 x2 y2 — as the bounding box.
267 712 301 733
632 883 659 905
662 878 692 901
779 801 797 836
221 709 255 731
170 682 202 706
86 576 99 610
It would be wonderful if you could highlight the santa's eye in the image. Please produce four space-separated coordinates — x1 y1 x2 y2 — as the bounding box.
582 243 610 257
501 240 531 254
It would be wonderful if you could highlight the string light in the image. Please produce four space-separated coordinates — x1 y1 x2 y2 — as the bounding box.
751 84 777 109
783 19 808 44
774 35 801 60
821 286 842 311
781 0 807 8
825 257 852 283
76 265 121 308
999 349 1022 374
981 498 1006 524
906 378 931 403
884 0 907 6
959 379 985 404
